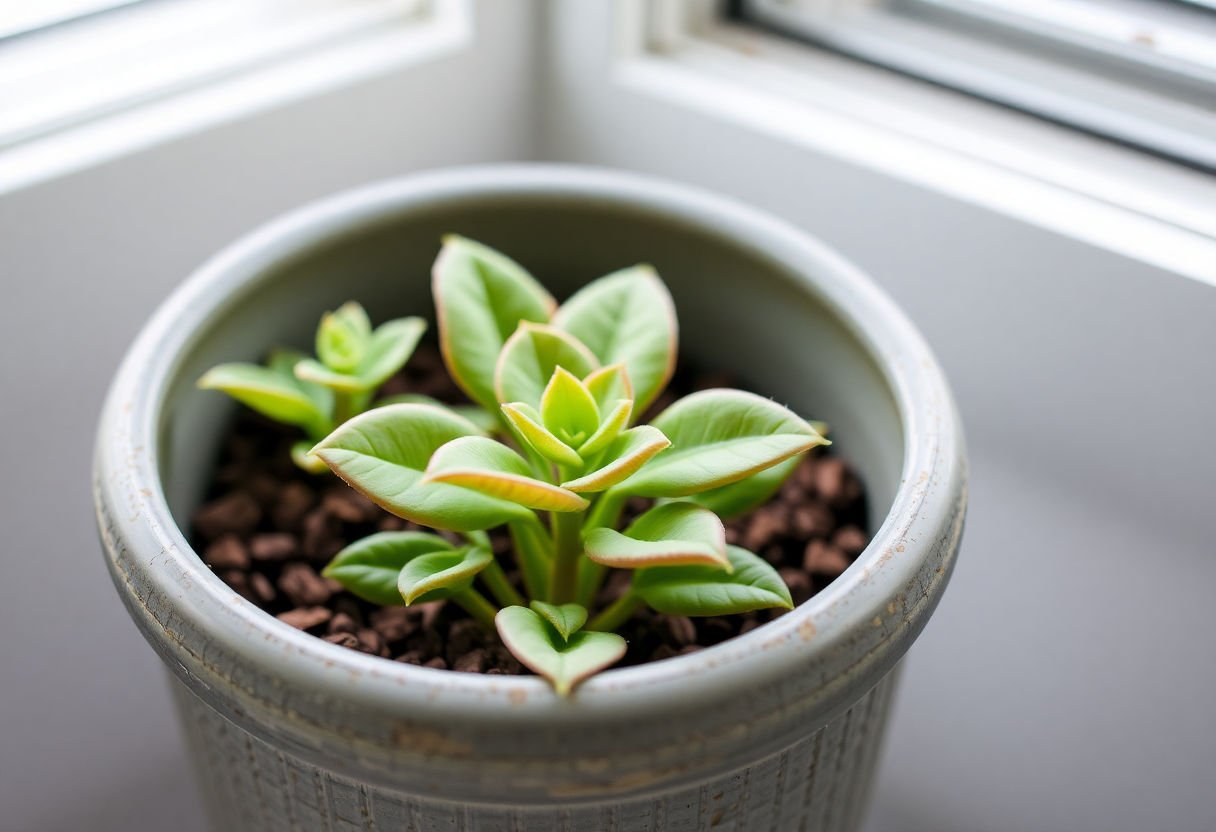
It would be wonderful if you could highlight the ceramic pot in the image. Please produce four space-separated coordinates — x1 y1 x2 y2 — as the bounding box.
94 164 966 831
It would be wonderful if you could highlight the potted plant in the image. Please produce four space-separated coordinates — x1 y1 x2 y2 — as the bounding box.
95 165 966 830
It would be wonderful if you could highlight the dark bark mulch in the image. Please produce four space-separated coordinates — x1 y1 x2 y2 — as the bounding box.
190 345 868 675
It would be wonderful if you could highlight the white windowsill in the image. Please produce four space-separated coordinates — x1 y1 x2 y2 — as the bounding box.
619 1 1216 287
0 0 472 195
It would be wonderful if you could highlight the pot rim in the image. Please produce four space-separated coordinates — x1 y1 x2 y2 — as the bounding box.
95 163 964 735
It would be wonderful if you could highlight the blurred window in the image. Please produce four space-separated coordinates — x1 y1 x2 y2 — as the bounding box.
0 1 147 41
739 0 1216 169
0 0 428 148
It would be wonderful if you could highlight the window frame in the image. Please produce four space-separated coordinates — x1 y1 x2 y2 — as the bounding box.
738 0 1216 170
0 0 470 193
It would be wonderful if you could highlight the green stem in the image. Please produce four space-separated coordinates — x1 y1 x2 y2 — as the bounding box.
575 489 628 605
452 587 499 631
576 561 607 608
585 488 627 531
550 509 585 604
587 590 641 632
332 390 356 426
509 516 551 600
480 560 524 607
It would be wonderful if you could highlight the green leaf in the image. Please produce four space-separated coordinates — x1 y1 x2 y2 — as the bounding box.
271 348 335 434
374 394 495 435
398 544 493 604
290 440 330 474
322 531 455 606
540 366 600 446
297 316 427 394
316 301 372 373
198 362 328 433
616 390 828 497
494 322 599 408
434 235 556 411
501 402 583 468
553 265 676 414
496 606 626 696
561 426 670 493
634 545 794 616
294 358 365 393
584 502 728 569
577 399 632 458
423 436 589 512
689 454 804 518
311 403 530 531
529 601 588 642
357 316 427 388
583 363 633 410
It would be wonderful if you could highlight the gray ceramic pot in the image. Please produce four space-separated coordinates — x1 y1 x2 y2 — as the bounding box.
94 165 965 831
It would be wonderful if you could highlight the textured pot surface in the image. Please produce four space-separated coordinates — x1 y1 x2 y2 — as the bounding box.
94 165 966 830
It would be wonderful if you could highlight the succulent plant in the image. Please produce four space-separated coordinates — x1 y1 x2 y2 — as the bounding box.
312 236 830 694
198 301 427 472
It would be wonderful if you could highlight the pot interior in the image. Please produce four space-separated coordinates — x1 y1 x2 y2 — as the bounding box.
159 192 904 540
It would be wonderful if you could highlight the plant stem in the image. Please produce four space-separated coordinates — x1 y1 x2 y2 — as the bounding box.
587 590 641 632
576 561 607 608
575 490 627 605
332 390 356 426
452 587 499 631
585 489 627 531
509 516 551 600
480 560 524 607
550 509 585 604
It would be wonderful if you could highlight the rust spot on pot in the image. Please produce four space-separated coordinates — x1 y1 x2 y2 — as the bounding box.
871 616 883 627
391 724 473 757
508 688 527 706
799 619 817 641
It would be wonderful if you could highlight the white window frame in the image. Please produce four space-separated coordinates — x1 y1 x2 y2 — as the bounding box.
615 0 1216 285
0 0 471 193
0 0 147 41
739 0 1216 170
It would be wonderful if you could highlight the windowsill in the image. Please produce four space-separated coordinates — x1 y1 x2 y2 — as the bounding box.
0 0 472 195
619 2 1216 286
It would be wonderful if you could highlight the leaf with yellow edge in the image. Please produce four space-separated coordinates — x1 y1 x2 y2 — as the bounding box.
561 426 670 493
374 393 495 435
552 265 676 413
616 390 828 497
540 367 600 447
311 404 529 531
584 502 728 569
296 316 426 394
501 402 583 468
633 545 794 616
583 363 633 411
397 544 493 604
424 436 589 512
357 317 427 388
494 322 598 408
689 454 804 519
529 601 587 642
322 531 455 606
577 399 632 458
434 235 556 411
496 605 626 696
316 301 371 373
